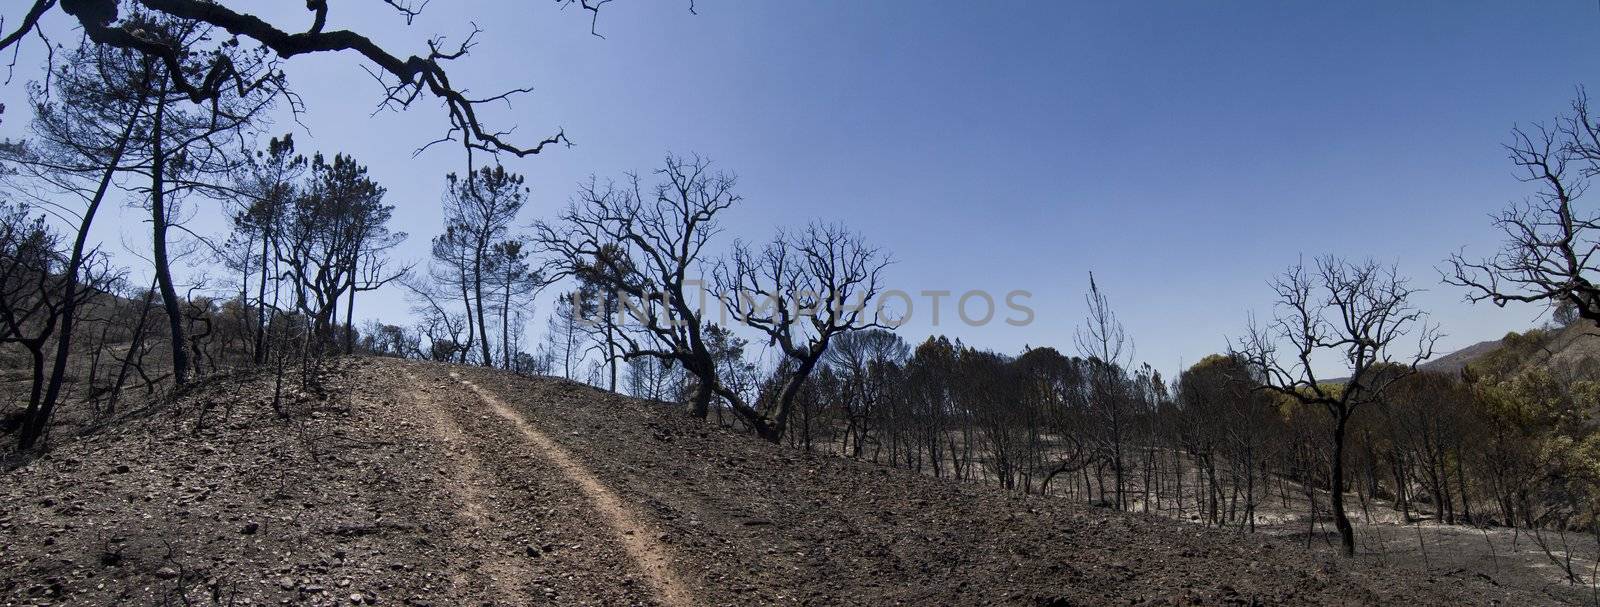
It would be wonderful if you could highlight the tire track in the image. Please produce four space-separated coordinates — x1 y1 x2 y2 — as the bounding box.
447 370 696 607
402 369 530 602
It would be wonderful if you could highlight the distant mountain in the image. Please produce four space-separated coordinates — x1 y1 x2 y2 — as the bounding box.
1419 337 1504 376
1320 324 1600 384
1420 322 1600 381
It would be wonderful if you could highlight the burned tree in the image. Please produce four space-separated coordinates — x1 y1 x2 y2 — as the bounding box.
433 166 528 367
114 11 282 387
229 135 305 364
1447 91 1600 326
0 38 150 449
488 239 541 370
1175 354 1274 530
1075 273 1135 510
534 154 737 418
1236 257 1438 556
403 274 470 363
714 222 893 442
822 328 909 458
277 153 405 352
0 203 117 450
543 292 587 380
0 0 602 158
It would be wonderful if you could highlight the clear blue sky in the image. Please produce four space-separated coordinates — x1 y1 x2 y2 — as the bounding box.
4 1 1599 377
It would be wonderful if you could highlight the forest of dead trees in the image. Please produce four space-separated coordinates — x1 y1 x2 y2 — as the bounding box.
0 0 1598 570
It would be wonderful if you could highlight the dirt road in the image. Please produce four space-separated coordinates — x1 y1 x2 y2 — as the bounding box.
434 369 694 605
393 364 688 605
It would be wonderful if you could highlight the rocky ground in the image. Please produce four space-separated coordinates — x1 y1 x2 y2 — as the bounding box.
0 357 1562 605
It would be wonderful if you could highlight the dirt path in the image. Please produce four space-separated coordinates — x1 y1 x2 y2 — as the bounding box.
375 361 677 605
403 370 531 600
446 370 695 607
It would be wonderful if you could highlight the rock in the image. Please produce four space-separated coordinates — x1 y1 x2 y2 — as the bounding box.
154 566 180 579
240 522 259 535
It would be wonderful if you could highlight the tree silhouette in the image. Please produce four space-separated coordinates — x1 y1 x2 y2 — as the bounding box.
1236 257 1438 556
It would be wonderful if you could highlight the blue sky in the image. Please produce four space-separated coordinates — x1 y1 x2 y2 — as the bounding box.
4 1 1599 377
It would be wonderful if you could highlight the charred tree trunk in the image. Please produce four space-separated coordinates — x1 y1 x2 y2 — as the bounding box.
457 273 475 364
689 376 712 419
107 282 158 415
500 278 512 370
252 230 271 365
149 79 189 387
24 99 142 450
472 252 491 366
15 343 50 450
344 274 357 355
1331 415 1356 557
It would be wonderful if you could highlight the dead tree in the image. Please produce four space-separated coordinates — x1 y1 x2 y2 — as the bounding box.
1447 90 1600 326
105 280 159 415
0 203 115 450
0 0 605 158
0 38 150 450
1236 256 1438 556
1075 273 1134 510
109 13 283 387
534 154 738 419
572 243 630 389
714 222 892 442
489 240 541 370
434 166 527 366
822 328 910 458
402 276 470 363
230 134 306 364
544 292 588 380
276 153 404 354
1015 347 1092 496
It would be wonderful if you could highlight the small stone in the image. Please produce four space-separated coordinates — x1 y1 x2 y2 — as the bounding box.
154 566 180 579
240 522 259 535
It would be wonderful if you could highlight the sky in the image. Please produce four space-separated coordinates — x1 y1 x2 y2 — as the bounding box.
3 1 1599 379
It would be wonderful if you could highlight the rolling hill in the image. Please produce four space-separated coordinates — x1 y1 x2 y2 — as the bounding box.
0 357 1550 605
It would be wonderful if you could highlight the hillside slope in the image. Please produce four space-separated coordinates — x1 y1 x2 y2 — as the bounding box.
0 358 1548 605
1423 322 1600 380
1419 337 1503 375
